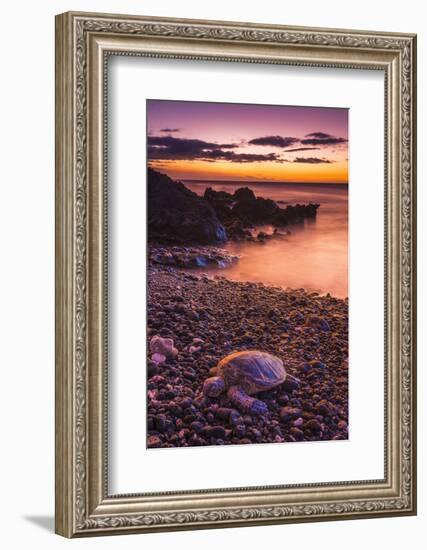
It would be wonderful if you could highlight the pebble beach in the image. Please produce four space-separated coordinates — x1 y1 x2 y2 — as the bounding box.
147 261 349 448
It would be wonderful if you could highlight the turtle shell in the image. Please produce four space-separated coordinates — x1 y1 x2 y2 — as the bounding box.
217 350 287 395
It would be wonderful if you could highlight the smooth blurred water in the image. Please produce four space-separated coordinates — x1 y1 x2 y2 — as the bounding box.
183 180 348 298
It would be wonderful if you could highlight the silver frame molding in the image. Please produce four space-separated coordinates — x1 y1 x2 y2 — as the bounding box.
55 11 417 537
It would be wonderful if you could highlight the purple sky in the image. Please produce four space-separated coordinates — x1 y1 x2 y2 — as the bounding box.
147 100 348 183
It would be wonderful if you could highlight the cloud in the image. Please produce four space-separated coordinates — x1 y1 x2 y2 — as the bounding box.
148 133 344 165
248 135 299 148
203 150 282 163
159 128 181 133
283 147 320 152
249 133 347 149
293 157 333 164
305 132 331 139
301 132 348 146
147 136 277 163
148 136 238 158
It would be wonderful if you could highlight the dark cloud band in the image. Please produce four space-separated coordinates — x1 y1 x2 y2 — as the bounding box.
305 132 331 139
293 157 332 164
148 133 344 165
248 135 299 148
283 147 320 152
248 132 347 148
148 136 279 163
301 132 348 146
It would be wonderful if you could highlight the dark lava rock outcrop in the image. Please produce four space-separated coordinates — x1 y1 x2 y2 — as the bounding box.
148 169 227 244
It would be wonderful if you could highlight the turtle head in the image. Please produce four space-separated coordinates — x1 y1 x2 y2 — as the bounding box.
203 376 225 397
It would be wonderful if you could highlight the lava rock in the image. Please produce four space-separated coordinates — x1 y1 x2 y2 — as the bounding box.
147 168 227 244
315 400 331 416
304 419 322 432
147 435 162 448
203 426 227 439
280 406 302 423
306 315 330 332
150 335 178 359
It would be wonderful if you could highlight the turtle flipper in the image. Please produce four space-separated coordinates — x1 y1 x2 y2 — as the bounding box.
227 386 268 415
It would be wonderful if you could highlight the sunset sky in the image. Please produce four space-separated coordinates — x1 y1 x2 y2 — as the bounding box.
147 100 348 184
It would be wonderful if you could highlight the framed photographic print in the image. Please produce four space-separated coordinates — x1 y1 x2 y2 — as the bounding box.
55 11 417 537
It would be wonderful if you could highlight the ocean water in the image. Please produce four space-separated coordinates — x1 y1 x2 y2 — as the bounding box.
183 180 348 298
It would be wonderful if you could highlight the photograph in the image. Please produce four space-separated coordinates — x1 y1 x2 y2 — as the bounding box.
146 99 349 449
53 9 416 537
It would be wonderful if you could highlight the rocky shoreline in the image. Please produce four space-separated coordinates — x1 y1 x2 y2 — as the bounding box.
204 185 319 241
147 168 319 245
147 265 349 448
149 245 239 269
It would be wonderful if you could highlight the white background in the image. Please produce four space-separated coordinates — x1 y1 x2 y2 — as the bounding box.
0 1 424 549
109 58 384 493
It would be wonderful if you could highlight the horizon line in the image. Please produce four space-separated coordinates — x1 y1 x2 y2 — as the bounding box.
181 178 348 186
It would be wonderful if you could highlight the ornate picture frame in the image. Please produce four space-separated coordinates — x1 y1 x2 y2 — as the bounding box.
55 11 417 537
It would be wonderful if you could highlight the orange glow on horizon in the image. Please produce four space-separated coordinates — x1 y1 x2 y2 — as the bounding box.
149 159 348 184
147 101 349 183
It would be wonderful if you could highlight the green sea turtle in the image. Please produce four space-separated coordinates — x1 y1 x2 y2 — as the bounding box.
203 350 288 415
